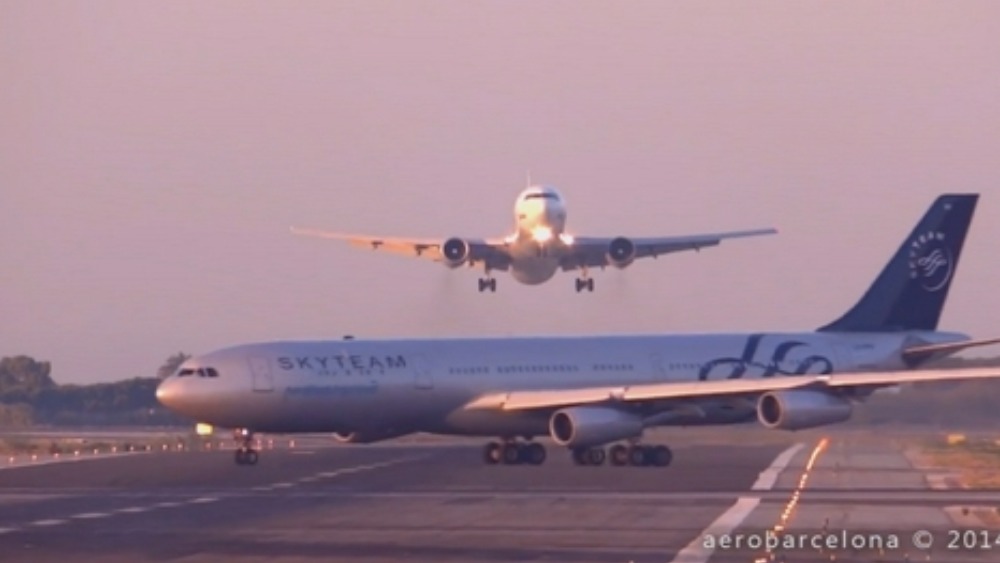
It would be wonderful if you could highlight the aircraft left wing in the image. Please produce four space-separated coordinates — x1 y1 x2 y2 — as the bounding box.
465 366 1000 412
560 228 778 270
289 227 513 270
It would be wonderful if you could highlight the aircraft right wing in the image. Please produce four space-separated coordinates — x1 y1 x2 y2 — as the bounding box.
464 366 1000 412
289 227 513 271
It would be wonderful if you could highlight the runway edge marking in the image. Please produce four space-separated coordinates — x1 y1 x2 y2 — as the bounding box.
667 442 805 563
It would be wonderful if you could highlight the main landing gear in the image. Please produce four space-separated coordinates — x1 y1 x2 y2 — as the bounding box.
478 277 497 292
483 440 547 465
481 440 672 468
573 444 672 467
233 428 259 466
575 277 594 292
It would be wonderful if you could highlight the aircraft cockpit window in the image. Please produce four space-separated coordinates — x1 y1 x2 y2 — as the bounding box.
177 368 195 377
524 193 557 201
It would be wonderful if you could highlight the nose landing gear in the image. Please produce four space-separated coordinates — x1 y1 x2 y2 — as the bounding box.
478 277 497 292
233 428 259 466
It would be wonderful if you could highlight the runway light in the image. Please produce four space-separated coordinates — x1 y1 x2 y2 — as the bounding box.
762 438 831 558
558 233 575 245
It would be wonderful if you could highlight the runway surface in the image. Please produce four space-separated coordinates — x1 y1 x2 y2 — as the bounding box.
1 430 998 562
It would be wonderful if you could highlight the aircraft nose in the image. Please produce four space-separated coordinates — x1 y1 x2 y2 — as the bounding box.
156 377 181 409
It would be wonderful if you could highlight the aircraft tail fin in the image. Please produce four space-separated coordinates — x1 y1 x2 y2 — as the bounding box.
817 194 978 333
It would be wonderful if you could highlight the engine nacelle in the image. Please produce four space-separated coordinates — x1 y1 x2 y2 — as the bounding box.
441 237 471 268
549 406 643 448
756 390 853 431
332 427 411 444
606 237 637 268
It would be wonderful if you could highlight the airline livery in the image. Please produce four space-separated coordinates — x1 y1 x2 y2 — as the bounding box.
290 185 777 292
158 194 1000 467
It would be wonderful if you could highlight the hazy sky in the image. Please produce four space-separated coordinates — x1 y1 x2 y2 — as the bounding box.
4 1 999 384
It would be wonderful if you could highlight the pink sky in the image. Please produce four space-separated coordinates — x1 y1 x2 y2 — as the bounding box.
3 1 999 384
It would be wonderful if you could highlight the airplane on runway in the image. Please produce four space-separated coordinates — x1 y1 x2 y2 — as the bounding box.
158 193 1000 468
289 184 777 292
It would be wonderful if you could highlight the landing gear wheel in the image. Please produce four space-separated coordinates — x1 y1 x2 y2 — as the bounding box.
525 442 547 465
572 448 589 466
651 445 672 467
234 448 258 466
483 441 502 465
610 444 629 466
502 443 522 464
574 278 595 292
628 445 648 466
586 447 606 466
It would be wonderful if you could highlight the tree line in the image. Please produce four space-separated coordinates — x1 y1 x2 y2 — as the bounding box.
0 354 188 427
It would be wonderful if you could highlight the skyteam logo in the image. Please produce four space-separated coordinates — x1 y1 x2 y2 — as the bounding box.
908 230 952 292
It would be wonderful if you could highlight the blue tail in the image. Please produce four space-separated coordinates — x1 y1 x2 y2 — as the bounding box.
818 194 978 333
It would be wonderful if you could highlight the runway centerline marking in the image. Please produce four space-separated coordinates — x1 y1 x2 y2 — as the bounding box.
668 442 805 563
0 527 18 534
71 512 110 519
31 519 67 527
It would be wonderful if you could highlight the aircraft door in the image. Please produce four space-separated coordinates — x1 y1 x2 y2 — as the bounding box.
249 357 274 392
412 354 433 390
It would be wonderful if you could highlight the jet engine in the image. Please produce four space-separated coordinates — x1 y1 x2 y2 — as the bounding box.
441 237 471 268
756 390 853 431
549 406 643 448
332 428 412 444
606 237 637 268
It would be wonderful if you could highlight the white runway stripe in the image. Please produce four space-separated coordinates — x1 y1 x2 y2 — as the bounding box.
668 442 804 563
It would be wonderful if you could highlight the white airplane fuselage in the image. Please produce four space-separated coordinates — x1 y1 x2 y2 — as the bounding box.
506 186 569 285
156 329 966 436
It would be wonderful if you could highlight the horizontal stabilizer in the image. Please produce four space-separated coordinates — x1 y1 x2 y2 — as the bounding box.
902 337 1000 361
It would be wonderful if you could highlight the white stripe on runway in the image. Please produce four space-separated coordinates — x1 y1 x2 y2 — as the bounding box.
668 442 804 563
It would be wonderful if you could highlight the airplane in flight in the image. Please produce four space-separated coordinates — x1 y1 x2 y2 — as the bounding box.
289 184 777 292
158 193 1000 467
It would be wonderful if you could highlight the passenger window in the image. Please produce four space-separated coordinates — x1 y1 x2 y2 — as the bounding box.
206 368 219 378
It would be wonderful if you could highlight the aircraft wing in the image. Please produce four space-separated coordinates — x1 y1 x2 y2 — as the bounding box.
561 228 778 270
465 366 1000 412
289 227 512 270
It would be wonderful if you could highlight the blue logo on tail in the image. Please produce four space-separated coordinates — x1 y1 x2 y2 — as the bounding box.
908 230 953 292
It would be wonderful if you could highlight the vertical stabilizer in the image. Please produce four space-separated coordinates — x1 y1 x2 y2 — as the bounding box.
818 194 978 332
